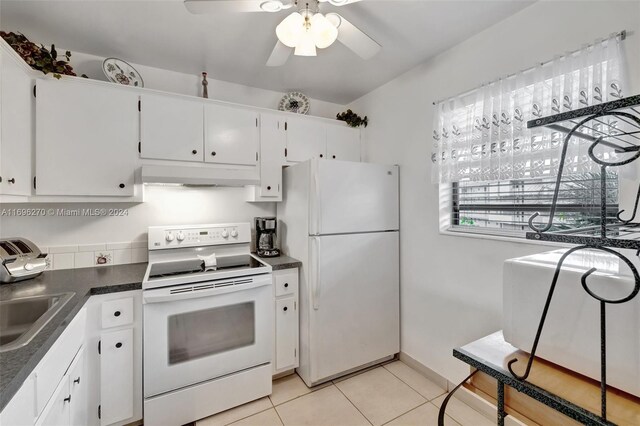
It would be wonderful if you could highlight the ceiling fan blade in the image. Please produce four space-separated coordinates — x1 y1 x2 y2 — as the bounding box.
184 0 265 14
326 13 381 60
266 41 293 67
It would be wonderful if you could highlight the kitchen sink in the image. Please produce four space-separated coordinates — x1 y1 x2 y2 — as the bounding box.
0 292 74 352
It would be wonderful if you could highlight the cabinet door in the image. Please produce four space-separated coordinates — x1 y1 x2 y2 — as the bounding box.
204 104 259 166
69 348 87 426
100 328 134 426
275 296 297 371
0 53 33 196
35 376 70 426
35 79 137 196
326 125 361 162
285 116 326 162
259 113 285 198
140 94 204 162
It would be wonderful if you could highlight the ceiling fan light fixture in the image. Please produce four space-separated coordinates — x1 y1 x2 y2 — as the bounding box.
325 12 342 28
327 0 350 5
276 12 305 48
294 30 317 56
310 13 338 48
260 0 284 12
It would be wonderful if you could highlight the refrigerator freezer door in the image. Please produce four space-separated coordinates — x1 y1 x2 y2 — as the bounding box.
309 160 399 235
306 231 400 385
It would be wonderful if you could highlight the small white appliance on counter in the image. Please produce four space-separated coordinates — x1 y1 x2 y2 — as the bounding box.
503 248 640 398
142 223 273 426
278 159 400 387
0 238 48 283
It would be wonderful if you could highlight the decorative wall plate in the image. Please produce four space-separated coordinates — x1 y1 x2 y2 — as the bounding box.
278 92 310 115
102 58 144 87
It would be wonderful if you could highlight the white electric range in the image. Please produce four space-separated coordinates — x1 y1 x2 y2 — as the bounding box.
142 223 273 426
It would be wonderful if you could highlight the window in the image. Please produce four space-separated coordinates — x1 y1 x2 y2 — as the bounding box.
449 172 619 237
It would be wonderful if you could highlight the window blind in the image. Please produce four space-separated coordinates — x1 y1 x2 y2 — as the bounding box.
451 173 619 236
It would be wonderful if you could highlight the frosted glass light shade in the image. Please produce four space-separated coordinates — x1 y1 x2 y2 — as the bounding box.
310 13 338 49
294 30 317 56
276 12 304 48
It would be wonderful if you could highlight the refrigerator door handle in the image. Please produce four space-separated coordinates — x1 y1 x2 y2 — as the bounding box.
314 167 321 235
311 237 321 310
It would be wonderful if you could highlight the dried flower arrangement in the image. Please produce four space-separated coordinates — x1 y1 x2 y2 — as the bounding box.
1 31 87 79
336 109 368 128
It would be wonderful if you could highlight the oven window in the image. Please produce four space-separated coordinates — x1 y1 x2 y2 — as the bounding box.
168 302 255 364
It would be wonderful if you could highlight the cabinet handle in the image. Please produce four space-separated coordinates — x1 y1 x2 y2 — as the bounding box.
267 186 271 191
211 151 217 156
283 306 288 312
192 150 198 155
7 178 15 184
74 377 81 385
114 310 121 317
284 283 289 288
332 155 336 159
64 395 71 403
116 342 123 348
319 154 324 158
119 183 125 189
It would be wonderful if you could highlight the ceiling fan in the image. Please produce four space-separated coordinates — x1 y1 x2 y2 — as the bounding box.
184 0 381 66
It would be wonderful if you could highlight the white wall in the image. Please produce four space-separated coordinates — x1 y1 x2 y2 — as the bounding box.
69 51 345 119
0 185 275 246
349 0 640 383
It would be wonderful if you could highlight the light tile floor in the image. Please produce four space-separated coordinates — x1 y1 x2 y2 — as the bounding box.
197 361 493 426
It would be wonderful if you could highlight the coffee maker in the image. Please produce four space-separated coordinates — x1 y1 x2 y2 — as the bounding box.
255 217 280 258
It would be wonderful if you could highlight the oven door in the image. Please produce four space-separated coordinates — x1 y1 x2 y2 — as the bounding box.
143 274 273 398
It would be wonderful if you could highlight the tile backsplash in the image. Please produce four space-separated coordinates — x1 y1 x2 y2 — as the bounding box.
42 240 148 270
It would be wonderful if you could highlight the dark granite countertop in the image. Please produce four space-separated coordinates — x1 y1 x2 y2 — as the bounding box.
0 263 147 412
254 254 302 271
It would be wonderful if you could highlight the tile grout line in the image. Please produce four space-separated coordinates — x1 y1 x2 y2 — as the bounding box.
271 403 286 426
332 381 374 426
221 400 274 426
379 401 431 426
382 363 447 403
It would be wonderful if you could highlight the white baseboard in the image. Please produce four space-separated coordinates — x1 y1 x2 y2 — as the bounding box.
398 352 449 391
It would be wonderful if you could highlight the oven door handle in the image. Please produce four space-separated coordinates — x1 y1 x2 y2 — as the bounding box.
143 275 272 304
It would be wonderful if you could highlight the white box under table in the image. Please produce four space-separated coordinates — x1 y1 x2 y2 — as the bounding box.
503 248 640 398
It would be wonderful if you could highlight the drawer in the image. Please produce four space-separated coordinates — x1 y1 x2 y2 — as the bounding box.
274 269 298 297
101 297 134 329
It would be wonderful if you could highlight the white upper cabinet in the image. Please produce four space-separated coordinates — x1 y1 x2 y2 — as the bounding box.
140 94 204 162
35 79 138 196
326 125 361 162
285 116 327 162
259 113 285 198
1 48 33 196
205 104 259 166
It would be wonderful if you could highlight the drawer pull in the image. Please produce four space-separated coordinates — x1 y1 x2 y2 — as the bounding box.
284 283 289 288
114 310 121 317
74 377 81 384
283 306 288 312
115 342 123 348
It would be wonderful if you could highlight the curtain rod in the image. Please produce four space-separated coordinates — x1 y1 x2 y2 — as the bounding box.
432 29 627 106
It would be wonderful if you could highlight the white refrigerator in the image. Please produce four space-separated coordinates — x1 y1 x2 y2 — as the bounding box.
278 159 400 387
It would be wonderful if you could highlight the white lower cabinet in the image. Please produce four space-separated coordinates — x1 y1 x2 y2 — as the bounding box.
86 290 142 426
35 375 70 426
69 348 87 426
273 268 299 375
99 328 134 426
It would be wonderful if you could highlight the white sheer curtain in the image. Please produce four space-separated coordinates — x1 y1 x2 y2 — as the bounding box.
431 33 628 184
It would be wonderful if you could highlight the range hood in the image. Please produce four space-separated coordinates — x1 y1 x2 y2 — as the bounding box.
141 165 260 187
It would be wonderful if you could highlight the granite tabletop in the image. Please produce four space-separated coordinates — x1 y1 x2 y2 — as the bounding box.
254 254 302 271
0 262 147 412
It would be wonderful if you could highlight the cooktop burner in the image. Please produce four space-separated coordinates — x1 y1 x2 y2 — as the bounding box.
148 255 264 279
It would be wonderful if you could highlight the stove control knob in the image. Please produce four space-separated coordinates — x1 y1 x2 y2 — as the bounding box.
176 232 185 242
221 230 229 239
230 229 238 238
166 233 175 242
